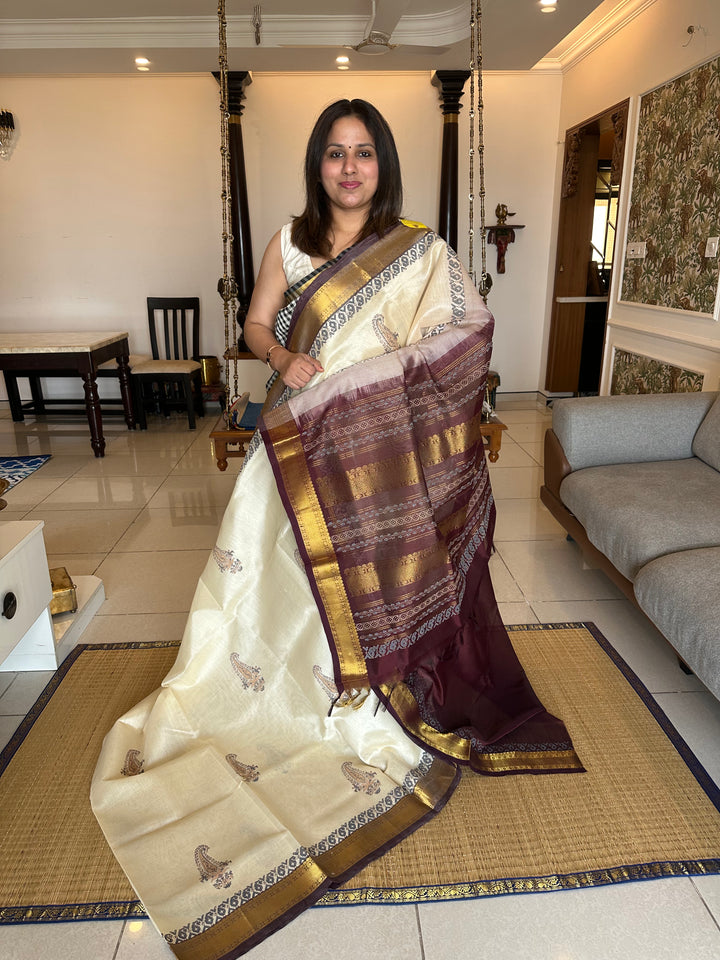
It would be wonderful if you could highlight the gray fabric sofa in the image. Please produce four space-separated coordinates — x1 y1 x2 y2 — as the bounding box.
540 391 720 701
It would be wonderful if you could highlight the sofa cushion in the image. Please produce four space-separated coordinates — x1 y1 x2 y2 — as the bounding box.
552 392 717 470
692 394 720 471
559 458 720 580
634 547 720 701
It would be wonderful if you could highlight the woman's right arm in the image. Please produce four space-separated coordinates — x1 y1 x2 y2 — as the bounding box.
244 231 323 390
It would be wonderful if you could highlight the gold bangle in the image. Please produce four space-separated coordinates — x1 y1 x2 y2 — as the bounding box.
266 344 283 368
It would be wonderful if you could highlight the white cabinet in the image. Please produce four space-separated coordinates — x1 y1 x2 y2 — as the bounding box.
0 520 56 671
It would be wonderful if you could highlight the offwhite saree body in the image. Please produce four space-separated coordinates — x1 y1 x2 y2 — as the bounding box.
92 223 581 959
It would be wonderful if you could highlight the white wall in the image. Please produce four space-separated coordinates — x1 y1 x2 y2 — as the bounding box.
457 69 563 393
556 0 720 393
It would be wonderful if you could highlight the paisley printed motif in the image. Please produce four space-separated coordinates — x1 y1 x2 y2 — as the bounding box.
312 665 352 706
212 546 242 574
341 761 382 795
230 654 265 691
226 754 260 782
371 314 400 353
194 845 233 890
120 749 144 776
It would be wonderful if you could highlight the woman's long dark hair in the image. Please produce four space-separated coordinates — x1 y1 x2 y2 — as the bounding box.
291 99 403 259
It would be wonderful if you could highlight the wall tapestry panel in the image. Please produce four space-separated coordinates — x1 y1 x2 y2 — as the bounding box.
620 56 720 315
611 348 704 394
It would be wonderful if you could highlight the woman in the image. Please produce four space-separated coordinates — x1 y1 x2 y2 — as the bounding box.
92 100 582 960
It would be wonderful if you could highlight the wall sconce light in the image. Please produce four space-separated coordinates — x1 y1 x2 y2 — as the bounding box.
0 110 15 158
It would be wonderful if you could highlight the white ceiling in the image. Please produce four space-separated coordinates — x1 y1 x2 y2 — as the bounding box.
0 1 625 75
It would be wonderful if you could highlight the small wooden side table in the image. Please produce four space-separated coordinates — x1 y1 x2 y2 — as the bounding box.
480 414 507 463
210 417 255 471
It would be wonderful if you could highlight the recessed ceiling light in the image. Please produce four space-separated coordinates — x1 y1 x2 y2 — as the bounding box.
337 65 350 70
135 56 151 69
540 0 557 10
137 66 150 71
336 55 350 64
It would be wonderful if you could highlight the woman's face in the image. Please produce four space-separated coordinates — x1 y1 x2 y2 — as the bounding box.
320 116 379 218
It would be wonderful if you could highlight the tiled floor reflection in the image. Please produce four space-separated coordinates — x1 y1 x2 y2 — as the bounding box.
1 401 719 959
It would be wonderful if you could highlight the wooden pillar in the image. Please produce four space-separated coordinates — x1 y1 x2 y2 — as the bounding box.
227 72 254 348
213 71 255 349
431 70 470 250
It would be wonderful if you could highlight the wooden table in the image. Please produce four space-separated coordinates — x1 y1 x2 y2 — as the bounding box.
0 332 135 457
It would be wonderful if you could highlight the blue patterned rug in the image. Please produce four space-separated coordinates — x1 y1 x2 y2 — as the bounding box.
0 455 52 490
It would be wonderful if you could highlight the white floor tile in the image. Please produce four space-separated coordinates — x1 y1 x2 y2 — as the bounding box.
516 439 544 464
0 671 55 715
496 539 624 602
20 455 89 479
488 552 524 603
0 919 123 960
1 476 66 510
115 919 174 959
653 690 720 787
418 878 720 960
73 452 181 477
146 474 238 509
94 550 209 615
0 714 24 751
24 508 139 554
493 407 550 424
487 440 537 468
486 465 543 499
692 875 720 926
493 498 566 541
497 602 538 624
39 476 165 510
503 421 549 444
247 903 422 960
46 553 107 576
114 507 223 552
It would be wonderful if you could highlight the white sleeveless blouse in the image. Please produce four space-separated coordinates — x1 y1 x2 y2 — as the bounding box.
280 223 313 287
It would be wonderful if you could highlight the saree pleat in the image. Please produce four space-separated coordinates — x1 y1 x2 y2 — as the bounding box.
92 222 581 960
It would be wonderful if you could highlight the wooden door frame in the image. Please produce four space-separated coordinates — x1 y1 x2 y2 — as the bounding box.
545 100 629 394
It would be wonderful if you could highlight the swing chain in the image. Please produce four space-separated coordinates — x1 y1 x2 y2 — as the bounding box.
468 0 492 301
218 0 241 413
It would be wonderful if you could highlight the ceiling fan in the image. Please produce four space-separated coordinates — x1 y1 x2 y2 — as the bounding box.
284 0 450 57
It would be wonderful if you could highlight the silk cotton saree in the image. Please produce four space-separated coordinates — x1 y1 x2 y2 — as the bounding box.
92 222 582 959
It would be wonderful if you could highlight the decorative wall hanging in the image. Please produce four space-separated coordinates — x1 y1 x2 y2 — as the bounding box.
487 203 524 274
619 56 720 316
610 348 704 394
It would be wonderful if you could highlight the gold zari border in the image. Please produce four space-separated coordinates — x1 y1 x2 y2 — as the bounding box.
167 757 457 960
263 413 368 689
320 858 720 907
382 682 584 774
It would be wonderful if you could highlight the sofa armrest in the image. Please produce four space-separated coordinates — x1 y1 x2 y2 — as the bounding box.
543 428 572 499
552 392 718 470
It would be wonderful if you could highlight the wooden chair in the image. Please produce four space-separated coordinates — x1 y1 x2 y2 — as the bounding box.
131 297 205 429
